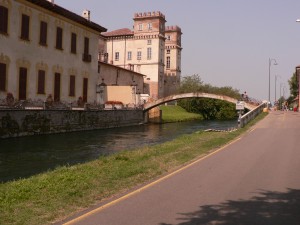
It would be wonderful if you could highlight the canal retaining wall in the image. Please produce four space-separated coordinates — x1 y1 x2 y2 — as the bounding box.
0 109 144 138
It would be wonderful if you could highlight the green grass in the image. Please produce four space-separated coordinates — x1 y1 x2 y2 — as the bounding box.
160 105 203 122
0 112 268 225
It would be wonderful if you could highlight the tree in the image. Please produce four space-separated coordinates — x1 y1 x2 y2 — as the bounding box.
288 72 298 98
178 75 240 120
179 74 203 93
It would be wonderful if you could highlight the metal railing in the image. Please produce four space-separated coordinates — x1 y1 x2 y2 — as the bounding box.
0 98 143 111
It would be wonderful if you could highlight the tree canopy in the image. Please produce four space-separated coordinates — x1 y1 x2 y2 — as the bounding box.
178 74 241 120
288 72 298 99
179 74 241 99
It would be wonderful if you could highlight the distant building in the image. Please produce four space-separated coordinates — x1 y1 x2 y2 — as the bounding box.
100 11 182 100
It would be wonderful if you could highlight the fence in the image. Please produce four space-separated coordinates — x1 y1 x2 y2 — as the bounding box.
0 98 142 111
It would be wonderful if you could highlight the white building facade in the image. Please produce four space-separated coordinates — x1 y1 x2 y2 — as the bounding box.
100 11 182 100
0 0 106 104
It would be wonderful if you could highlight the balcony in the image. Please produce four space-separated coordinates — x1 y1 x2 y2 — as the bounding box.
82 53 92 62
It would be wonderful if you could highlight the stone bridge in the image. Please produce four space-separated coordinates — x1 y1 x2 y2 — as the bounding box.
143 92 258 111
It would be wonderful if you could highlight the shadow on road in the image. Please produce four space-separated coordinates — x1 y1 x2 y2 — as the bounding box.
160 189 300 225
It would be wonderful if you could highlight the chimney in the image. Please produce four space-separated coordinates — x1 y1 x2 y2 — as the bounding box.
82 10 90 21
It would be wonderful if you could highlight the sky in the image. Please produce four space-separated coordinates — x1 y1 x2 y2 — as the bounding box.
55 0 300 102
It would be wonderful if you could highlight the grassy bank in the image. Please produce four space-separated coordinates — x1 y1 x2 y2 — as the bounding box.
0 112 268 225
160 105 203 122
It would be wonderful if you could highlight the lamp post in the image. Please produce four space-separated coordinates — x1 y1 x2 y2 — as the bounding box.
268 58 278 106
275 75 280 103
279 83 283 99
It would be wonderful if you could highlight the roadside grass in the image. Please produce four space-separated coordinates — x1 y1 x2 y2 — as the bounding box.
0 112 268 225
160 105 203 122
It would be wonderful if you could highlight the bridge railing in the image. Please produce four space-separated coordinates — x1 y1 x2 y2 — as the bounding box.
238 102 267 128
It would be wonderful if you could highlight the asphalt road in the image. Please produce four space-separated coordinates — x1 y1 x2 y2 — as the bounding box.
63 111 300 225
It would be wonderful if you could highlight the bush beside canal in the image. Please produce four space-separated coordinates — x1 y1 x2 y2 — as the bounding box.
0 113 268 225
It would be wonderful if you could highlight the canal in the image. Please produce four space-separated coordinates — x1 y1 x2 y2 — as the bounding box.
0 120 237 182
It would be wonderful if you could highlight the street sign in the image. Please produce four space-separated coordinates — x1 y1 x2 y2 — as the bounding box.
236 101 245 110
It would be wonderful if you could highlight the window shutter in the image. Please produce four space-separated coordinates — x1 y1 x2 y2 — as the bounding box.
71 33 77 53
21 14 30 40
40 21 47 45
69 75 75 96
0 6 8 34
84 37 89 54
37 70 45 94
83 78 88 102
19 67 27 100
56 27 63 49
0 63 6 91
54 73 61 101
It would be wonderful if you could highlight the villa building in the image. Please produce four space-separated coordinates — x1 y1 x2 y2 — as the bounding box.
100 11 182 100
0 0 108 104
0 1 181 107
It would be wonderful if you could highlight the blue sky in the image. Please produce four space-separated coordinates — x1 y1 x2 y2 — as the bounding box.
55 0 300 102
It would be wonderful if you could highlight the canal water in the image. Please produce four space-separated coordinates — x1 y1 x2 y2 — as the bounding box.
0 120 237 182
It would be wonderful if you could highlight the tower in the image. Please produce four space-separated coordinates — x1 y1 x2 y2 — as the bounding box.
164 26 182 97
101 11 182 100
132 11 166 99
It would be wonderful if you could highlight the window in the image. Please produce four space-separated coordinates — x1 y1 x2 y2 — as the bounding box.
0 6 8 34
55 27 63 50
83 78 88 102
147 40 152 45
137 51 142 60
39 21 47 46
127 51 132 60
71 32 77 54
21 14 30 40
54 72 61 101
115 52 119 61
166 56 170 69
82 37 91 62
37 70 45 94
167 49 170 54
69 75 75 96
147 48 152 60
84 37 89 54
148 23 152 30
19 67 27 100
166 35 171 41
138 23 143 31
0 63 6 91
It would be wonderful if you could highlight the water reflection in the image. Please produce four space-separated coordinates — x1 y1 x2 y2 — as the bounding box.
0 120 237 182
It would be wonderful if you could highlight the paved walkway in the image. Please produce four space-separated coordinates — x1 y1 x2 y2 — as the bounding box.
62 111 300 225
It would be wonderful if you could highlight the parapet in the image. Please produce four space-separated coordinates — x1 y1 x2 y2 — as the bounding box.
165 26 182 32
134 11 165 19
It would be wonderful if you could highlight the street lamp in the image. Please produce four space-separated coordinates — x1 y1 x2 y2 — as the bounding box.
275 75 280 103
268 58 278 106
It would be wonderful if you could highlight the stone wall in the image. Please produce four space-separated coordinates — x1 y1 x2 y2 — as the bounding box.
0 109 144 138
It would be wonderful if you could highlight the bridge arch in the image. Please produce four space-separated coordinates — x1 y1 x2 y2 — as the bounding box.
143 92 257 111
